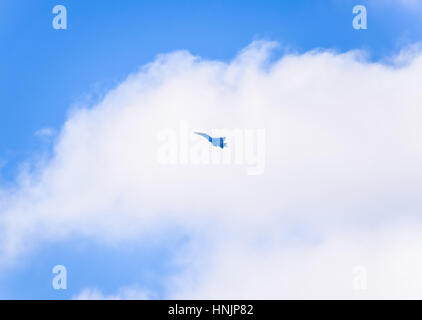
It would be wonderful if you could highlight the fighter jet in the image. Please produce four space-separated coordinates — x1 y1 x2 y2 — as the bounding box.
194 132 227 149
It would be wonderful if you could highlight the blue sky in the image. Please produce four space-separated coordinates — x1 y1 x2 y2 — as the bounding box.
1 0 422 299
1 0 421 183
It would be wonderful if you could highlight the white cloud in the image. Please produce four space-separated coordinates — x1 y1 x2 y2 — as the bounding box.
73 287 153 300
1 41 422 298
34 127 55 138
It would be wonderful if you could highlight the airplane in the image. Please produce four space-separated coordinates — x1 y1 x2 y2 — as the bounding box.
194 132 227 149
